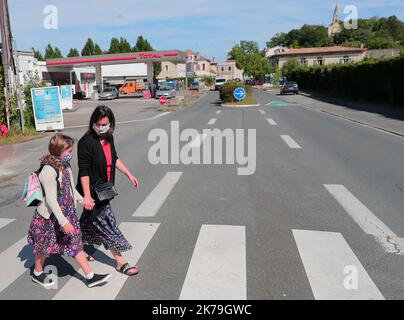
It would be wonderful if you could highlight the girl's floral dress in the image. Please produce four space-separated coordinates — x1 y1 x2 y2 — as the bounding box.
27 168 83 258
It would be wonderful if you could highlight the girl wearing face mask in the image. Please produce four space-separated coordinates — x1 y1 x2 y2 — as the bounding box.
27 134 111 288
77 105 140 276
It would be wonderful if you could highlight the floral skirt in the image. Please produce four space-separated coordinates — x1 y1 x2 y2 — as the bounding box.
80 204 132 252
27 210 83 258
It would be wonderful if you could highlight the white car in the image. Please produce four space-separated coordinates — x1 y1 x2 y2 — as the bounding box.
156 87 176 99
214 78 227 90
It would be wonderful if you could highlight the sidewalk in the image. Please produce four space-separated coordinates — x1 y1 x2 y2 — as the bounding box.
275 90 404 137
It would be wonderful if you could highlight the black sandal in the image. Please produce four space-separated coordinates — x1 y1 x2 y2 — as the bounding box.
86 255 95 262
116 263 140 276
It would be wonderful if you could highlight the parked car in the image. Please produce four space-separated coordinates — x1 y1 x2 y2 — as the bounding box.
191 82 200 91
156 86 176 99
214 78 227 91
280 81 299 95
99 87 119 100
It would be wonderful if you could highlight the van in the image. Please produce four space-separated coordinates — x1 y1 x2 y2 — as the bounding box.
119 80 146 94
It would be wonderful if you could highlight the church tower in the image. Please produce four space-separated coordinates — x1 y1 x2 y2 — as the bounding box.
328 4 342 37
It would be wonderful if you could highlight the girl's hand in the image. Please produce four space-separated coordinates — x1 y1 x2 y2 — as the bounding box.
83 195 95 211
128 175 139 189
63 222 76 236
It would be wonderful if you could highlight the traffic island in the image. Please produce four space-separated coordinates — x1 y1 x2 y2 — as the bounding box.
220 86 260 108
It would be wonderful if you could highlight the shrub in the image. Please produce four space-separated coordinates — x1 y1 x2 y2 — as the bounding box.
219 81 251 103
286 56 404 106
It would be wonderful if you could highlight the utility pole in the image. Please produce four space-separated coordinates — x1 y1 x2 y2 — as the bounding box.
0 0 22 131
0 0 11 129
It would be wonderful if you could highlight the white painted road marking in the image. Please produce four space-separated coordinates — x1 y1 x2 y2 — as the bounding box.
267 119 277 126
281 135 302 149
208 118 217 126
216 110 222 115
324 184 404 254
259 110 266 115
0 218 15 230
133 172 183 217
64 112 170 130
180 225 246 300
0 238 34 293
293 229 385 300
53 222 160 300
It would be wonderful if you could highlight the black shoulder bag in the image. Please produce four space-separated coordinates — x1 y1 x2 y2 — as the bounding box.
92 179 118 203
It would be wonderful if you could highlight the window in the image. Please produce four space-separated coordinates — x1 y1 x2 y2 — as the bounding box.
300 58 308 67
202 63 206 71
316 57 324 66
165 65 169 71
229 66 232 71
221 67 224 72
340 56 351 64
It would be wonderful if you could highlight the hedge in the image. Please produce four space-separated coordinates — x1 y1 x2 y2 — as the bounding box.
286 55 404 106
219 81 252 103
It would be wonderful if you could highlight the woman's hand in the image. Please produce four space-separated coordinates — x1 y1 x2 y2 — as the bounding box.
63 222 76 236
128 174 139 189
83 195 95 211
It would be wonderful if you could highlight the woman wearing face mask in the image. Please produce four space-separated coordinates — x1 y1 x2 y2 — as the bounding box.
27 133 111 288
77 105 140 276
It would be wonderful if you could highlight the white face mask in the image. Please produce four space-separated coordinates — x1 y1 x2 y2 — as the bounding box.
93 123 110 135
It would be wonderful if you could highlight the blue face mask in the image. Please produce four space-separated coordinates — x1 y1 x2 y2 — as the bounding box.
61 154 73 165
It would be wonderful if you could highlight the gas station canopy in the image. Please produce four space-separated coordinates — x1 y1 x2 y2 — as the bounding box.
46 50 188 67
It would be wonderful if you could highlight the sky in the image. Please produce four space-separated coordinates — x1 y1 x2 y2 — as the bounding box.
7 0 404 62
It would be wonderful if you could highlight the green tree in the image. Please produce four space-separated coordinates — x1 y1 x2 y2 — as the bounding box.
67 48 80 57
54 47 63 58
108 38 121 54
119 37 132 53
228 40 271 78
94 44 103 55
81 38 95 56
44 44 55 59
32 48 44 61
281 59 302 76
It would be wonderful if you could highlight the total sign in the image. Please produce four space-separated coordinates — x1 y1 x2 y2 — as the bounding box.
233 87 246 101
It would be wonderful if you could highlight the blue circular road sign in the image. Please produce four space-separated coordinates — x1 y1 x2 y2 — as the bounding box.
233 87 246 101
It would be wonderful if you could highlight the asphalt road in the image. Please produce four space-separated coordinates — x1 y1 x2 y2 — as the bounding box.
0 90 404 300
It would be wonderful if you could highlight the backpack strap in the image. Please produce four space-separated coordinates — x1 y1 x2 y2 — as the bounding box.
37 165 61 199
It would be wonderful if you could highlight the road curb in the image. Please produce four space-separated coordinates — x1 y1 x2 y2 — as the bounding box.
221 104 261 108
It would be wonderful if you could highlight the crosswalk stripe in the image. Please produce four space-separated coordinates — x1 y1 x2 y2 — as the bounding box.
216 110 222 115
259 110 266 115
324 184 404 254
208 118 217 125
0 218 15 230
53 222 160 300
292 229 384 300
267 118 277 126
0 238 34 293
281 135 302 149
133 172 183 217
179 225 246 300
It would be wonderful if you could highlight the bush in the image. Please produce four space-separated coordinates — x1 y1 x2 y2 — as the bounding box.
286 56 404 106
219 81 251 103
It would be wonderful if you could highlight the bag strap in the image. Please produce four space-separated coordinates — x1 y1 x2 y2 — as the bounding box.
37 164 61 199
